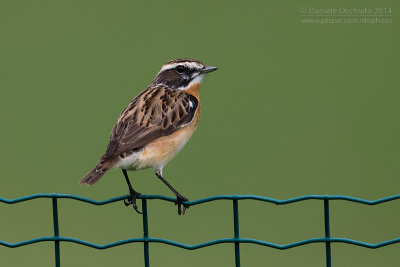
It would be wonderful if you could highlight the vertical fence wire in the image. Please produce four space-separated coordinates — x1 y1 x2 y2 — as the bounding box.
142 198 150 267
233 199 241 267
324 199 332 267
52 198 60 267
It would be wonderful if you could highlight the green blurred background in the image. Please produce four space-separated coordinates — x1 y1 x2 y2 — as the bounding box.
1 0 399 266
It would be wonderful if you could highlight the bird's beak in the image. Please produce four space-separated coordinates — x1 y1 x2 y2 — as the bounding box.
202 66 218 73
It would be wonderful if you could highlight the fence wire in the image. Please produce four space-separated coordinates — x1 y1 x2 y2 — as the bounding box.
1 193 400 267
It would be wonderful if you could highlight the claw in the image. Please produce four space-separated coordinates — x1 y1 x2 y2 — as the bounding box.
124 199 132 206
133 203 143 214
176 195 189 215
124 192 142 214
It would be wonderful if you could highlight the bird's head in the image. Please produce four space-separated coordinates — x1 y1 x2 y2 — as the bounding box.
151 58 218 90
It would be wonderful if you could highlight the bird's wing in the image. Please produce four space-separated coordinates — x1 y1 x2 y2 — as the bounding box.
100 86 198 162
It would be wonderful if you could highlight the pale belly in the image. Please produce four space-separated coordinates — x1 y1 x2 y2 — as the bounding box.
113 124 197 171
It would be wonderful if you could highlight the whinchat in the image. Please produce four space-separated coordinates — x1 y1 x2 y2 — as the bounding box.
81 58 218 215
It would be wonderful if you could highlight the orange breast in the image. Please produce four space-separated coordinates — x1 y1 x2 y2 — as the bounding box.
183 82 201 98
138 122 198 169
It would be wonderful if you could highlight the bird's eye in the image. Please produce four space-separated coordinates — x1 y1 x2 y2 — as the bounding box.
176 65 185 73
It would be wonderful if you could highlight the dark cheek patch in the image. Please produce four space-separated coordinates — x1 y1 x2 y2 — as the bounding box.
153 68 194 89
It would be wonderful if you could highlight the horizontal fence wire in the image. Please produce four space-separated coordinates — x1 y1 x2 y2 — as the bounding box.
1 193 400 267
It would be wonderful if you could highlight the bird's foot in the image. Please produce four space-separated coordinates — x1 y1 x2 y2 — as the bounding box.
175 195 189 215
124 191 142 214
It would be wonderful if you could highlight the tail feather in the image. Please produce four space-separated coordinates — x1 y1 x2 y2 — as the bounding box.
80 164 109 185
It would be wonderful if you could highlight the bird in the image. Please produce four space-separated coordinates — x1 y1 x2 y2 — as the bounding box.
80 58 218 215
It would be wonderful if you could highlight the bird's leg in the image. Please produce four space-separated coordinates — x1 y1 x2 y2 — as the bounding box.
155 169 189 215
122 169 142 214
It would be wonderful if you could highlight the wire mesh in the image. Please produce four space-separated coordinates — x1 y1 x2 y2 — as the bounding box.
1 193 400 267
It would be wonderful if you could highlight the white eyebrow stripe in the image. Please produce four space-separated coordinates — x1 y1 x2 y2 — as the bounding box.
158 62 203 73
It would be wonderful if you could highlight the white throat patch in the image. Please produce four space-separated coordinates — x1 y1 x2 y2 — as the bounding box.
177 74 205 90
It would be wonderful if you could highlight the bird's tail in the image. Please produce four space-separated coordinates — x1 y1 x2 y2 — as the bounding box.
80 163 109 185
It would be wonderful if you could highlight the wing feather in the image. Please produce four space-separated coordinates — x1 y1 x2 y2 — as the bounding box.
100 86 198 162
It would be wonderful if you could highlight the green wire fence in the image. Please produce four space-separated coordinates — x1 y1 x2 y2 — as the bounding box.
1 193 400 267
